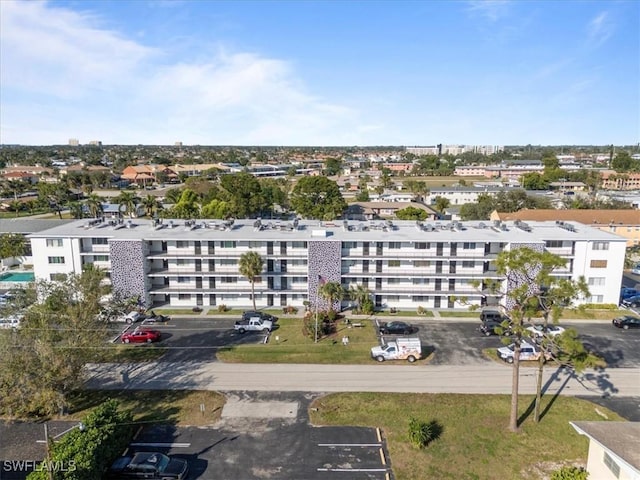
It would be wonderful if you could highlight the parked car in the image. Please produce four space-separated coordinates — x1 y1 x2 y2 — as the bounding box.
497 341 548 363
378 321 413 335
0 315 20 329
620 287 639 301
632 263 640 275
107 452 188 479
526 324 566 338
121 328 161 344
116 311 146 324
612 315 640 330
143 311 170 323
479 309 508 323
622 295 640 308
242 310 277 323
479 318 512 337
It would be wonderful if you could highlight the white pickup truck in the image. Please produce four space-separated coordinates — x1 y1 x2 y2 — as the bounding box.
371 337 422 363
234 317 273 334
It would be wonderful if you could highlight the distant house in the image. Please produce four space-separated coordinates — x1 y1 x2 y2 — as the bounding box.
490 209 640 246
346 201 438 220
570 422 640 480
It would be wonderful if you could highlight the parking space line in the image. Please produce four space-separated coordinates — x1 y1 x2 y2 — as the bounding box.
130 442 191 448
317 443 382 447
317 468 388 472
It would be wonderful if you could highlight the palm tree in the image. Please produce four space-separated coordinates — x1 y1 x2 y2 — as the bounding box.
115 191 138 218
85 193 104 218
69 201 84 219
239 251 264 310
141 195 161 218
349 284 371 313
319 281 345 313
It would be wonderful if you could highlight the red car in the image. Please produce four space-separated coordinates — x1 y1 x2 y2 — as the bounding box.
121 328 161 344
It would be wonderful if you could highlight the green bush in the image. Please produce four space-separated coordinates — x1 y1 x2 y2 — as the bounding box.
580 304 618 310
408 417 443 449
551 466 588 480
28 399 134 480
417 306 427 315
360 298 375 315
217 304 228 312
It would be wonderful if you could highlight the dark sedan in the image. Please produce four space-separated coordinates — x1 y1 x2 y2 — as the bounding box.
612 316 640 330
107 452 188 479
379 321 413 335
621 295 640 308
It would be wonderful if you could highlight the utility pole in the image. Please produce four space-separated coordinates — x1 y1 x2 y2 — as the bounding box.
43 423 54 480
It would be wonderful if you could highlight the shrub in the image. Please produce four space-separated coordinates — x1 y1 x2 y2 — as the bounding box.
217 304 228 312
27 399 134 480
551 466 588 480
192 306 202 313
408 417 443 449
282 305 298 315
360 298 375 315
417 306 427 315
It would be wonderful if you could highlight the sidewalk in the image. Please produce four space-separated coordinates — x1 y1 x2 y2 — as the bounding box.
160 307 614 324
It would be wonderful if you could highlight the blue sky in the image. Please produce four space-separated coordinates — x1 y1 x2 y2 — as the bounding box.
1 0 638 146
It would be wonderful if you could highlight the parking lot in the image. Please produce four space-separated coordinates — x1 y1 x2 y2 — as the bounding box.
125 391 392 480
115 316 640 367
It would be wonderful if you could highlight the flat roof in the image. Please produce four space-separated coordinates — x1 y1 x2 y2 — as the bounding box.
571 421 640 471
0 218 75 234
26 218 627 243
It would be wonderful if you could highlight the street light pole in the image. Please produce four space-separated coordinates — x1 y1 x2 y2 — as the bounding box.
43 423 53 480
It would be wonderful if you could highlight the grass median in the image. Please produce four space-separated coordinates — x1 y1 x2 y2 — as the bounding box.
217 317 401 364
311 392 620 480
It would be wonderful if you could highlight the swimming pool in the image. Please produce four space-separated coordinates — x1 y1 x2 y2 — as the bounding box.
0 271 35 282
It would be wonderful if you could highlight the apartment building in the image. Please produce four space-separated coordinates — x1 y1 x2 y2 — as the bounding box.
28 218 626 311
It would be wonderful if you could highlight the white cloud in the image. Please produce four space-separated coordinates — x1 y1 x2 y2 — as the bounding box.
587 11 614 47
0 0 366 145
466 0 510 22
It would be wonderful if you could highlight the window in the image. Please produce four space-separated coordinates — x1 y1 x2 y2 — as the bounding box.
94 255 109 262
176 241 189 248
177 277 189 283
46 239 63 247
48 256 65 264
292 241 307 248
412 296 428 301
50 273 67 281
388 260 400 267
248 241 261 248
590 260 608 268
603 452 620 478
178 294 191 300
588 277 605 286
413 260 431 267
177 259 188 266
462 242 475 249
592 241 609 251
220 241 236 248
388 242 401 249
462 261 474 268
219 259 235 266
589 295 604 303
387 278 401 284
413 278 430 285
414 242 429 250
546 240 563 248
220 277 237 283
386 295 400 302
343 242 357 249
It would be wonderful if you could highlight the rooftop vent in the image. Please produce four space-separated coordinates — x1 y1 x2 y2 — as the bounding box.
515 221 532 232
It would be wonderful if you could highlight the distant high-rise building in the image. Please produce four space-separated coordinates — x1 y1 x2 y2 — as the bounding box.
68 138 79 146
175 141 183 147
88 140 102 146
406 145 503 156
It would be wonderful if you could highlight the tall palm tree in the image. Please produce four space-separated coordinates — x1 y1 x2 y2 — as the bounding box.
239 251 264 310
115 191 138 218
319 281 345 313
85 193 104 218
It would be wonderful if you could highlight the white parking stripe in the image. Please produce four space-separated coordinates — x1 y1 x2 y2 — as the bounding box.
130 442 191 448
317 468 388 472
317 443 381 447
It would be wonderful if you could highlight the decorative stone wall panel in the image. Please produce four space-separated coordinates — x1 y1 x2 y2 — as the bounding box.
308 240 342 310
109 240 149 307
504 242 544 310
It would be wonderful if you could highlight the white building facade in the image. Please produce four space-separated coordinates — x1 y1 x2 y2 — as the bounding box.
28 218 626 310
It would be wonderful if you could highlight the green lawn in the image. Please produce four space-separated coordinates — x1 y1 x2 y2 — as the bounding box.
217 317 394 364
310 393 620 480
